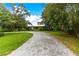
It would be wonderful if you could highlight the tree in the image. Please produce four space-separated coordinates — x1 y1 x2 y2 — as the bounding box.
42 3 79 37
0 3 30 32
11 3 30 31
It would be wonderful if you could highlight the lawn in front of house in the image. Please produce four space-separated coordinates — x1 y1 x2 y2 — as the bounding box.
48 31 79 55
0 32 33 56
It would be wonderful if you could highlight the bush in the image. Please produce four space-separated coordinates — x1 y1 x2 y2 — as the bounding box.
68 29 78 37
0 32 4 37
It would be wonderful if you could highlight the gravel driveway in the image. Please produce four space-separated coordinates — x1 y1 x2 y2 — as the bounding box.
8 32 75 56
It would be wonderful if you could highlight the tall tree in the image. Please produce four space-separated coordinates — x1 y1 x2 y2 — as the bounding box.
42 3 79 37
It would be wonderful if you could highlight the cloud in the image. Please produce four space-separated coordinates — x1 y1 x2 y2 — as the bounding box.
25 15 42 26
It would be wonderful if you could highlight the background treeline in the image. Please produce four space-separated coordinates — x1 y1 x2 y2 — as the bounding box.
0 4 30 32
42 4 79 37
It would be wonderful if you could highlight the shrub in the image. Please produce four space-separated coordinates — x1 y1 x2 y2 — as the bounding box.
0 32 4 37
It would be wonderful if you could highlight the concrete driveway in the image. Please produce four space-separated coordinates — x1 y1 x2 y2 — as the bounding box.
8 32 75 56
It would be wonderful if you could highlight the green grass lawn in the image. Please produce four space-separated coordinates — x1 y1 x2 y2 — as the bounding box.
48 31 79 55
0 32 33 56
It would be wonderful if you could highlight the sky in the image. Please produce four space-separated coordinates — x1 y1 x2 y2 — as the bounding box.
5 3 46 26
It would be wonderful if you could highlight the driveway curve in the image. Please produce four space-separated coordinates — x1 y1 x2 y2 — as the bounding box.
8 32 75 56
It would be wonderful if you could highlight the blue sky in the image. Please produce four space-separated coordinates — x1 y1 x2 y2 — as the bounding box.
4 3 46 26
5 3 45 15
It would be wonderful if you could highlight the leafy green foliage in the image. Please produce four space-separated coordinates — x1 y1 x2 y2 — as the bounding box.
42 4 79 37
0 32 4 37
0 4 30 32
